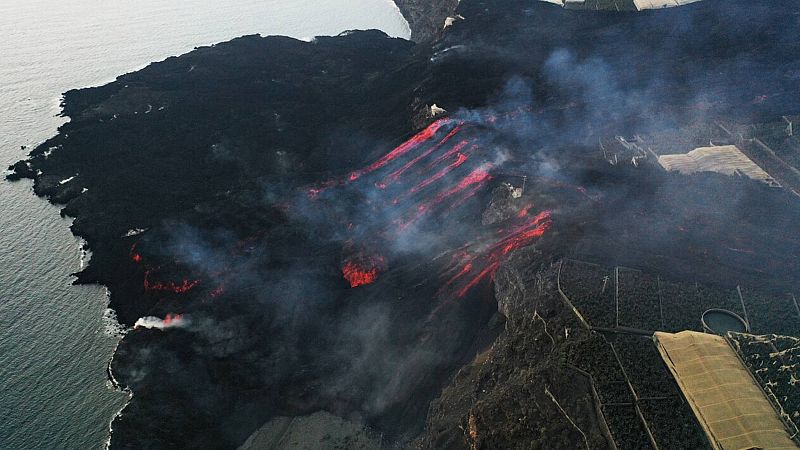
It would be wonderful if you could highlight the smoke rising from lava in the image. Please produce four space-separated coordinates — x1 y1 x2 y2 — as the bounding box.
114 2 800 444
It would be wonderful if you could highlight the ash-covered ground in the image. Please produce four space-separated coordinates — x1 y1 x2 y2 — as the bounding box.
8 0 800 448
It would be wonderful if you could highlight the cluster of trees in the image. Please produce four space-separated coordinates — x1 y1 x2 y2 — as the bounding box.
560 260 800 338
567 335 654 449
697 285 744 315
618 273 753 334
611 335 712 448
751 121 800 170
567 332 713 449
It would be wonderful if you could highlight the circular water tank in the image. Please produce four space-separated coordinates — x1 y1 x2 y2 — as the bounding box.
701 309 749 335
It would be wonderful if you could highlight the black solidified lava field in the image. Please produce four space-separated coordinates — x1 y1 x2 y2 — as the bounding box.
8 0 800 448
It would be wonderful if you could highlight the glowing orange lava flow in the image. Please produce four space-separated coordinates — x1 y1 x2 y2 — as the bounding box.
130 243 143 263
409 151 470 195
307 119 456 199
382 125 465 186
425 139 472 171
210 285 225 298
445 211 554 298
163 313 184 326
395 166 494 232
439 166 493 201
342 255 386 288
302 112 555 300
348 118 452 182
143 269 200 294
343 261 379 287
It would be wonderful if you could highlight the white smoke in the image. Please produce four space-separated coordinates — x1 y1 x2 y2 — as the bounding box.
134 314 187 330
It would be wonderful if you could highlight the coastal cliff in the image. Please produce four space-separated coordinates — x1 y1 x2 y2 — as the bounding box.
393 0 459 42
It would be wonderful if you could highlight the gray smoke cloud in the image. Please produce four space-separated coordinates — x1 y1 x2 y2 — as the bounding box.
114 1 800 447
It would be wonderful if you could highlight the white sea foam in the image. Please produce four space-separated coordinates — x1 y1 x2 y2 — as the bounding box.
0 0 409 447
103 307 128 339
77 237 93 269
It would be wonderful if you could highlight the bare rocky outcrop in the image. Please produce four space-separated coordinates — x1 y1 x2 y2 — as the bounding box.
414 249 612 449
393 0 460 42
238 411 380 450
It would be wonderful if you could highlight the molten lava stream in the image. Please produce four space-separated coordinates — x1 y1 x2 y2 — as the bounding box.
406 152 470 200
442 211 553 298
307 119 459 198
348 118 453 182
382 124 466 187
143 268 201 294
394 166 494 232
163 313 184 326
342 255 386 288
130 243 143 263
424 140 474 172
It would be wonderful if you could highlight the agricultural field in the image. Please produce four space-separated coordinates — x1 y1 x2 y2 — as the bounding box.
638 397 713 450
659 281 704 332
567 332 711 450
602 405 653 450
560 260 761 335
559 260 616 329
617 270 662 332
740 288 800 336
610 335 677 399
566 333 632 405
729 333 800 434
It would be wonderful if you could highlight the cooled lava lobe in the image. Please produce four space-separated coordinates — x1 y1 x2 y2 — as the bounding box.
8 0 800 448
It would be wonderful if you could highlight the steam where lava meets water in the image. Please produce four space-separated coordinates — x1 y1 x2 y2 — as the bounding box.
8 0 800 448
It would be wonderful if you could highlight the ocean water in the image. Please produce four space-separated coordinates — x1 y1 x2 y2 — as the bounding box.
0 2 410 448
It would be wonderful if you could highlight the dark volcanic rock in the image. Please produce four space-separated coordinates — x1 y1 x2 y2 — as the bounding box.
5 160 34 181
415 249 611 450
11 30 423 327
8 0 800 449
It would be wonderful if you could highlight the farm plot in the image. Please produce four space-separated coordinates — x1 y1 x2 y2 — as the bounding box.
566 333 633 405
617 269 662 332
601 405 654 450
559 260 616 328
740 288 800 336
609 335 678 399
638 398 713 450
729 333 800 434
660 281 704 332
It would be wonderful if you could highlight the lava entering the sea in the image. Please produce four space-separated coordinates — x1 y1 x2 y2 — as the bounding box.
134 313 186 330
